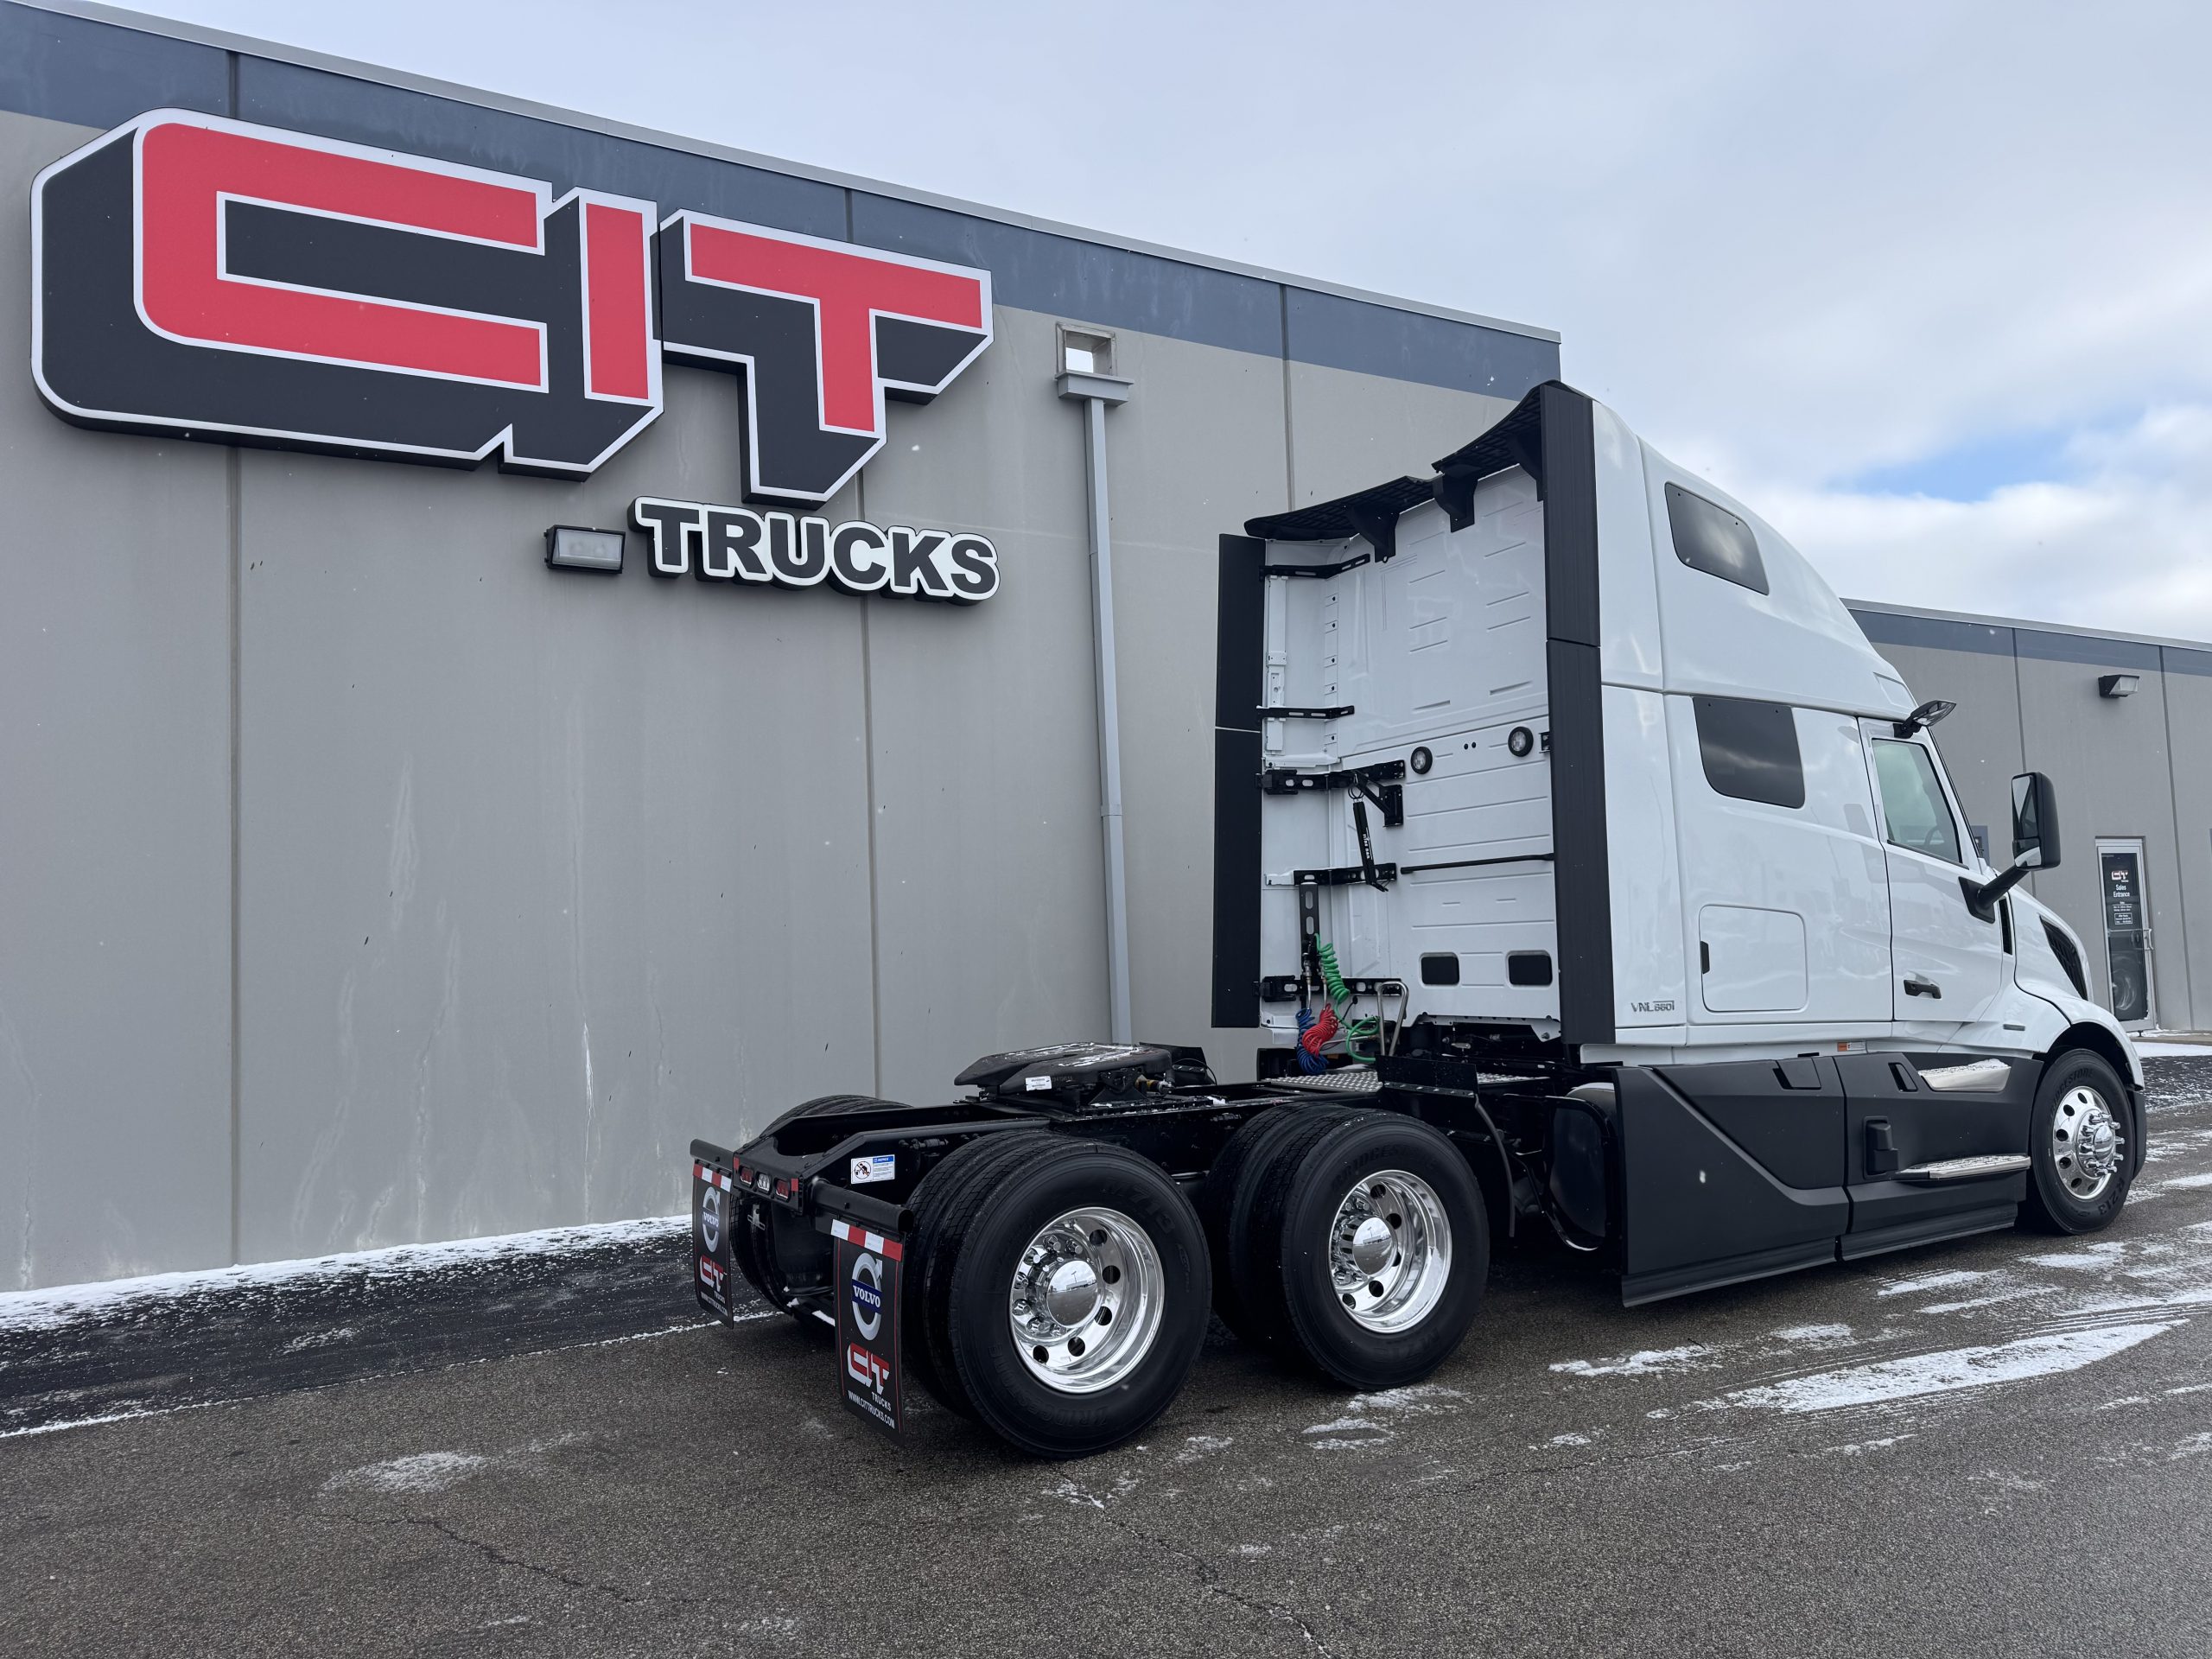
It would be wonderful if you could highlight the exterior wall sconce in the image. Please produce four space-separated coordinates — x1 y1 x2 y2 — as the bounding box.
545 525 626 573
2098 673 2139 699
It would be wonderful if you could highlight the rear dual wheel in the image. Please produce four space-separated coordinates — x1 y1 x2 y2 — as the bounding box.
1205 1107 1487 1390
734 1094 908 1317
906 1131 1211 1459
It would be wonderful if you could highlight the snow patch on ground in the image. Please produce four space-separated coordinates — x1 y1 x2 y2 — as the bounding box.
1552 1344 1712 1377
2022 1244 2128 1271
1826 1433 1915 1455
325 1450 489 1495
1917 1284 2058 1315
1704 1321 2177 1414
1771 1323 1854 1343
1303 1384 1465 1450
1878 1269 1992 1298
0 1216 686 1334
1174 1434 1232 1465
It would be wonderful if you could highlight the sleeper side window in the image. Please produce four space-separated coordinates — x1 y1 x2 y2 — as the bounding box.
1872 739 1962 865
1665 482 1770 594
1694 696 1804 809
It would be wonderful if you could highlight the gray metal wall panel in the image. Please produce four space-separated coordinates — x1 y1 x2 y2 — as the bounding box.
0 1 1556 393
1861 636 2026 858
2015 652 2186 1025
1852 607 2014 660
233 57 849 239
0 111 234 1289
2160 669 2212 1029
233 368 878 1260
2015 627 2164 673
1100 330 1289 1084
851 194 1284 361
0 3 226 130
847 309 1104 1101
1286 361 1517 508
1287 288 1562 398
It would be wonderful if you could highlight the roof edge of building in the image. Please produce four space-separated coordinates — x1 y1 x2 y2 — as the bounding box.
23 0 1560 346
1844 597 2212 659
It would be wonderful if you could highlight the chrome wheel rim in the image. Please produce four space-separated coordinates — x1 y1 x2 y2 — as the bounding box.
2053 1084 2122 1200
1328 1169 1452 1332
1008 1206 1164 1394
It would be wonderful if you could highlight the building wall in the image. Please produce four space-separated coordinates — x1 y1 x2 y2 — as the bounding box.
0 4 1547 1287
1853 605 2211 1033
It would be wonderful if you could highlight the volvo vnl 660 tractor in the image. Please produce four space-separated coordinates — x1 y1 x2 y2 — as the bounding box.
687 381 2140 1459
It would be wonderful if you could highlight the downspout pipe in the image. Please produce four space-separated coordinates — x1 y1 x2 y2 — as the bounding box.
1058 367 1135 1043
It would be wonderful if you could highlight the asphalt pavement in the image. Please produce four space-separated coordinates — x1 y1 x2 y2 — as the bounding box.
6 1060 2212 1657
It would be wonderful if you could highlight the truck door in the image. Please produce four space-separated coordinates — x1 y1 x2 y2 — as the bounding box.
1859 722 2003 1027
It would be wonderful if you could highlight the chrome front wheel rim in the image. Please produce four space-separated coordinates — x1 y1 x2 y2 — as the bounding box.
2053 1085 2121 1200
1328 1168 1452 1332
1008 1206 1164 1394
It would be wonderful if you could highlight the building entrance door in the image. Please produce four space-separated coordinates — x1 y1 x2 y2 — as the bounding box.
2095 838 2155 1028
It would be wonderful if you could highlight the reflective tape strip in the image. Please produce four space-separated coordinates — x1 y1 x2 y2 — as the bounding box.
830 1217 904 1261
693 1163 735 1192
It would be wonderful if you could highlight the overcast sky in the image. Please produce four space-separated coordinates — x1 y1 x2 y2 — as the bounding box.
137 0 2212 639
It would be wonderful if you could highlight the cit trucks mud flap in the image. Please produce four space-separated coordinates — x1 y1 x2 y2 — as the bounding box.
691 1146 911 1436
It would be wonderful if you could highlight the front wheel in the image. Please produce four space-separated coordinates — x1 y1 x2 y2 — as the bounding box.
2022 1050 2133 1234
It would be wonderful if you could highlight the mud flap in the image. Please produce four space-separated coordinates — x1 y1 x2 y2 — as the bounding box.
830 1217 904 1434
692 1160 738 1321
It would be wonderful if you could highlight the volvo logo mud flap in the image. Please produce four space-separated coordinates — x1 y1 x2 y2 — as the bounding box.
831 1218 905 1434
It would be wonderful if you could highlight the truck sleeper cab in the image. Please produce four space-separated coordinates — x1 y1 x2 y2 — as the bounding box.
689 382 2143 1459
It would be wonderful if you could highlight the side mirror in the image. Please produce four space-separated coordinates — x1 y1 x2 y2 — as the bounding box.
1969 771 2061 919
2011 770 2061 871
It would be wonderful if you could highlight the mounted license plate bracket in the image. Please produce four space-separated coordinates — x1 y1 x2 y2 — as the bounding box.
831 1217 906 1434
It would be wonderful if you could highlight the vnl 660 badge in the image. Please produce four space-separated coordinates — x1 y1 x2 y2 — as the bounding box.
831 1219 904 1433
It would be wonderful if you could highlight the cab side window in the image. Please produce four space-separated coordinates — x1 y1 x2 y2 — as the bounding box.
1694 696 1803 808
1665 483 1770 594
1872 740 1961 864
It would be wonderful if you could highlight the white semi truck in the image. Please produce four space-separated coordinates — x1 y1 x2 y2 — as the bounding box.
689 381 2141 1459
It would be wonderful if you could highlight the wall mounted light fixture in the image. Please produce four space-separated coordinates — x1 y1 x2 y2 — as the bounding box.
545 525 625 573
2098 672 2139 699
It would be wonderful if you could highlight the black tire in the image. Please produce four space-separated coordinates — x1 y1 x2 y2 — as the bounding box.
905 1130 1059 1417
932 1138 1211 1459
734 1094 910 1315
1242 1110 1489 1390
1201 1102 1360 1341
2022 1050 2133 1234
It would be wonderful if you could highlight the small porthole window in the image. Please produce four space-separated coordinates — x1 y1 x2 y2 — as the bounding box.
1665 483 1769 595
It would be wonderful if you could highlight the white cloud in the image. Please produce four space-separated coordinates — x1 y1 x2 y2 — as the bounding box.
1764 403 2212 637
134 0 2212 636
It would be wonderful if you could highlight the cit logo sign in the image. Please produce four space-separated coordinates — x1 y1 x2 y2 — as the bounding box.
32 111 993 503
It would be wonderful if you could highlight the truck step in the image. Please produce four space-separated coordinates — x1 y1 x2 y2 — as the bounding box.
1274 1069 1382 1095
1894 1154 2031 1184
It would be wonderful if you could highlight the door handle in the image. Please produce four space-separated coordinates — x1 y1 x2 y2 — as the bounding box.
1904 974 1942 999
